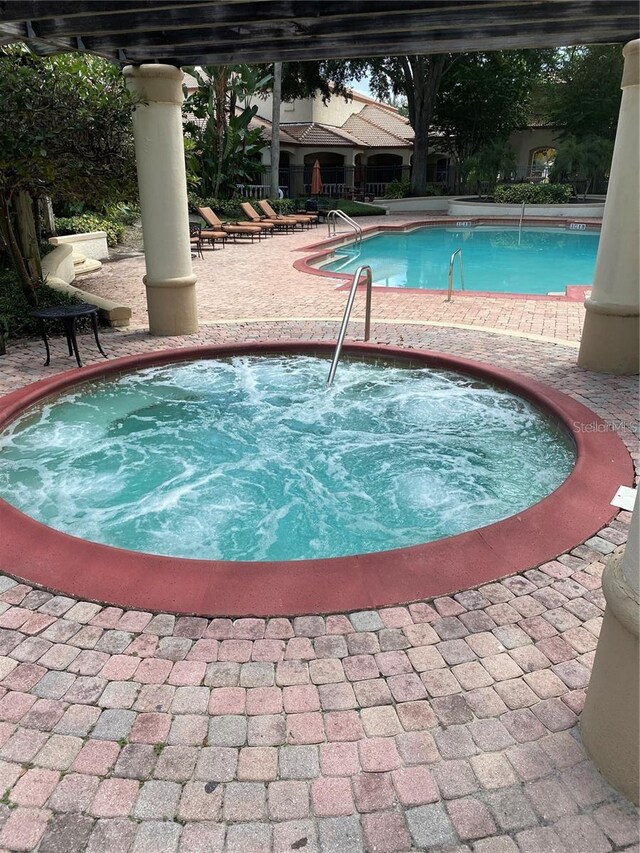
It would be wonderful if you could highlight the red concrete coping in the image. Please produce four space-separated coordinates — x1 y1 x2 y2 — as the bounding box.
0 342 632 617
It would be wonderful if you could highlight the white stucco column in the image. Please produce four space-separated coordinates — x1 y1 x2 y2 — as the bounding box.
345 150 357 190
581 500 639 803
123 64 197 335
578 39 639 374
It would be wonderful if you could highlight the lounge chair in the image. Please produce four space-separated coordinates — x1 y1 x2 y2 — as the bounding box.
258 199 317 230
189 223 204 258
200 227 228 249
268 197 319 226
196 206 264 242
240 201 296 233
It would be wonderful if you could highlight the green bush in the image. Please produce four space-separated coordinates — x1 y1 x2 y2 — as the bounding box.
56 213 125 247
189 195 242 220
105 202 141 226
0 268 81 340
267 198 296 215
190 193 384 220
493 183 572 204
332 199 386 217
384 179 410 199
189 194 297 222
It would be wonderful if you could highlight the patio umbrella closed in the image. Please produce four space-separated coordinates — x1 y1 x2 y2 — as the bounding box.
311 159 323 196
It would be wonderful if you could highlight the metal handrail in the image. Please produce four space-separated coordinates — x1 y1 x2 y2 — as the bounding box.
327 265 373 386
446 249 465 302
327 209 363 245
518 200 526 245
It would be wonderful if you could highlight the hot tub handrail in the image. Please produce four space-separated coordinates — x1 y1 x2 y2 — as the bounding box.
327 265 373 387
327 209 363 245
446 248 465 301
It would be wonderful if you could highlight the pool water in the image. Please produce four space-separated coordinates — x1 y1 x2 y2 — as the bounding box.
0 356 575 561
321 226 599 294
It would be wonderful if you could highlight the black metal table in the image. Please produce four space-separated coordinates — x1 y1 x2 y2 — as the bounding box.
32 303 107 367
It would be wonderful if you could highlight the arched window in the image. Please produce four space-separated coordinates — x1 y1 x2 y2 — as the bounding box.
529 147 557 180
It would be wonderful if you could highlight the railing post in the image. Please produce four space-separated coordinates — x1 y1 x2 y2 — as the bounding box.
327 265 373 386
364 268 372 341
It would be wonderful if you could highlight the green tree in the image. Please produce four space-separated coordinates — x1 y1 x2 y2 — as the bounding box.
550 135 614 199
463 139 518 197
278 61 354 104
366 55 452 196
0 45 136 302
550 45 623 141
433 50 552 173
183 65 271 198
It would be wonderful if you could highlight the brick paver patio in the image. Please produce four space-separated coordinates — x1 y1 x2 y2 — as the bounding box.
0 221 637 852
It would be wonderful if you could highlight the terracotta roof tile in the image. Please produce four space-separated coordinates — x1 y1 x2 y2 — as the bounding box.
342 113 409 147
281 122 361 146
357 105 414 142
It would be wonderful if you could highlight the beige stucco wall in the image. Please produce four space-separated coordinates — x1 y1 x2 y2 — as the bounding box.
581 504 639 804
257 91 367 127
258 92 313 123
509 127 559 177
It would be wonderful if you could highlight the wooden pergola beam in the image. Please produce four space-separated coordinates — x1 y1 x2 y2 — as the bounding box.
0 0 637 66
19 3 635 56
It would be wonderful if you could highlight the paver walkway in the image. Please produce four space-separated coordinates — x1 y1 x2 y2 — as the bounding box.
81 215 586 342
0 227 637 852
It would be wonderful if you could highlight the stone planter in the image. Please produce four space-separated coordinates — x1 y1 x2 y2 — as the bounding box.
49 230 110 261
448 197 605 219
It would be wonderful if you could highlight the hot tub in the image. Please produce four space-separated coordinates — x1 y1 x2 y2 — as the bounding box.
0 342 631 615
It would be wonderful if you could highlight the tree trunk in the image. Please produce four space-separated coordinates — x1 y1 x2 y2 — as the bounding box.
41 196 57 236
214 68 227 198
407 55 447 197
0 191 38 305
270 62 282 199
15 190 42 283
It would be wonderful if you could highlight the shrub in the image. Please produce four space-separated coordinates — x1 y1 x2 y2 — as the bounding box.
0 268 81 340
190 194 297 221
267 198 296 216
105 202 141 226
332 199 386 217
384 179 410 199
493 183 573 204
56 213 125 247
189 195 243 220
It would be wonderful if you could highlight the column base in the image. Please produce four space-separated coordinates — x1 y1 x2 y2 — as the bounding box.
578 299 639 374
145 275 198 336
581 554 639 804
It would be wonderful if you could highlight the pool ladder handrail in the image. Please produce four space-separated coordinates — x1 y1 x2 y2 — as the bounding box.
327 265 373 387
518 200 526 245
327 209 363 246
446 249 465 301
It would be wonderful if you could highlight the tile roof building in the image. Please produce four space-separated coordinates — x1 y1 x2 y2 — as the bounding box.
184 76 559 199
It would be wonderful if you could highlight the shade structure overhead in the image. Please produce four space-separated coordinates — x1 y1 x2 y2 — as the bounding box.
0 1 638 65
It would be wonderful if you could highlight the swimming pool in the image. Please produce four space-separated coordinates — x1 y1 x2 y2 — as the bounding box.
0 354 574 562
320 226 599 294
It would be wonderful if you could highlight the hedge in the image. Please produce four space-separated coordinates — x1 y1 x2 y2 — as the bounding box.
327 199 386 217
493 183 573 204
189 195 296 221
56 213 126 247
